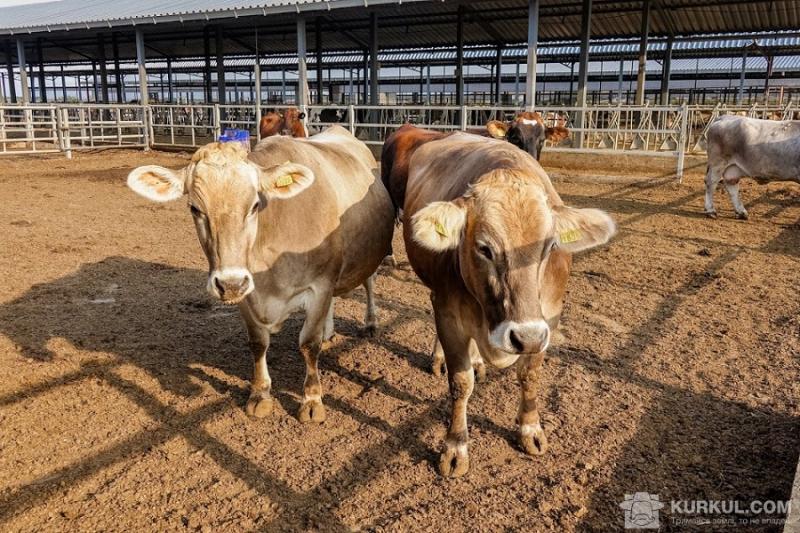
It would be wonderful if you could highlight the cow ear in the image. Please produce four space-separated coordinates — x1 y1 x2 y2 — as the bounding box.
258 162 315 199
545 126 570 143
552 206 616 253
127 165 187 202
411 200 466 252
486 120 509 139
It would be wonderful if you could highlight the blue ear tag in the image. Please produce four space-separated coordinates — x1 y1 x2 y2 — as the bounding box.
218 128 251 152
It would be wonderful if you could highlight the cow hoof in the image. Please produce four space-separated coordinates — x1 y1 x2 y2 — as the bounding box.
439 444 470 478
473 361 487 383
298 399 326 423
382 255 397 268
431 356 445 377
519 423 548 456
705 211 718 219
735 211 749 220
359 323 377 338
245 396 273 418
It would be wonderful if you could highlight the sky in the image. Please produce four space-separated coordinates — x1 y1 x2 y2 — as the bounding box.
0 0 55 6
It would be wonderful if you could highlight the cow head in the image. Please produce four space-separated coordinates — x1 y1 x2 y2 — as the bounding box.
411 169 615 355
486 112 570 160
260 109 307 138
127 142 315 304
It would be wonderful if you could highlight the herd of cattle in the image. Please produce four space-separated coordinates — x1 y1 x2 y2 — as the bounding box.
127 108 797 477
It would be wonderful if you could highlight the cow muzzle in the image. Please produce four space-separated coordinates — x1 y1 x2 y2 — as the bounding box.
208 268 254 304
489 320 550 354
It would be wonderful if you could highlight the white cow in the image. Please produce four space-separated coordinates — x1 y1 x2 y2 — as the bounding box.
705 115 800 219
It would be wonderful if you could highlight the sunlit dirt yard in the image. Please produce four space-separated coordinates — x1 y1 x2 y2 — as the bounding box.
0 149 798 531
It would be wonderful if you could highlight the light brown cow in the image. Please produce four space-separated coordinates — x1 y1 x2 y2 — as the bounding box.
259 107 307 138
127 126 394 421
402 132 615 476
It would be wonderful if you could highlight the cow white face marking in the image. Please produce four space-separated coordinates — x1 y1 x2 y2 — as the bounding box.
127 142 315 304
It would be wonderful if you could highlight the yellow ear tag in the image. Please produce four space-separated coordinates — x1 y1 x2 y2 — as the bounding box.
559 228 582 244
434 221 447 237
274 174 294 188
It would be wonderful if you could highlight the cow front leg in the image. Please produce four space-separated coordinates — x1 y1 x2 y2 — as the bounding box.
361 273 378 337
436 315 474 477
245 324 273 418
431 337 485 382
297 292 332 423
704 165 723 218
516 351 548 456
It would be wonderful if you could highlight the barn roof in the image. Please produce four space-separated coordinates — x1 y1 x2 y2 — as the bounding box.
0 0 798 43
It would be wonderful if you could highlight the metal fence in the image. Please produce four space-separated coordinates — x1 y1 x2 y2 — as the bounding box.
1 101 797 180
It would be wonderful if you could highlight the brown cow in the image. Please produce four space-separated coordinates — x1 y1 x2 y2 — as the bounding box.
127 126 394 422
402 132 615 476
259 107 307 138
482 111 570 160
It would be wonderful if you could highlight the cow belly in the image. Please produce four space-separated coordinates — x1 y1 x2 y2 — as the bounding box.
333 180 395 294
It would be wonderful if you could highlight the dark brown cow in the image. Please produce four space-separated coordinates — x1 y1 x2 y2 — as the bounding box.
482 111 570 160
259 108 307 138
400 131 615 476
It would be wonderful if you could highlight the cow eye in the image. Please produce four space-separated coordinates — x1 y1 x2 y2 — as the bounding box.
477 243 494 261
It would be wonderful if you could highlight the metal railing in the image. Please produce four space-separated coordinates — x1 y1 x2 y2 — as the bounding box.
2 101 798 181
0 105 60 154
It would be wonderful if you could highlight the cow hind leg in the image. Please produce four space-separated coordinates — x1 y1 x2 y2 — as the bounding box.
361 273 378 337
297 291 333 423
322 300 335 342
722 166 748 219
245 324 273 418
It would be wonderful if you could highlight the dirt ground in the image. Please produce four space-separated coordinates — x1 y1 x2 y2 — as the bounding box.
0 148 798 532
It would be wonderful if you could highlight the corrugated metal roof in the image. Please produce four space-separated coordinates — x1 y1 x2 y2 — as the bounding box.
1 0 799 41
0 0 416 32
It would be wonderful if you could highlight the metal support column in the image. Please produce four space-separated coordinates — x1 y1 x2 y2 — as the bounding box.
5 41 16 103
60 65 66 101
456 5 464 105
763 54 774 104
16 39 30 103
369 13 379 105
575 0 592 148
167 58 174 103
215 26 226 104
737 48 747 105
660 35 673 105
36 38 46 102
494 45 503 105
297 18 309 108
112 33 123 103
634 0 651 105
315 17 323 105
362 51 369 104
525 0 539 110
135 28 148 105
203 27 213 103
98 35 109 103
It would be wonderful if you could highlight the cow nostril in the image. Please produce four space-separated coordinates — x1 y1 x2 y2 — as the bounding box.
508 329 525 353
238 277 250 291
214 277 226 296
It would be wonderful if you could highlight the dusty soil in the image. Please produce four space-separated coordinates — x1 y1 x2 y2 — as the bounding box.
0 148 798 532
